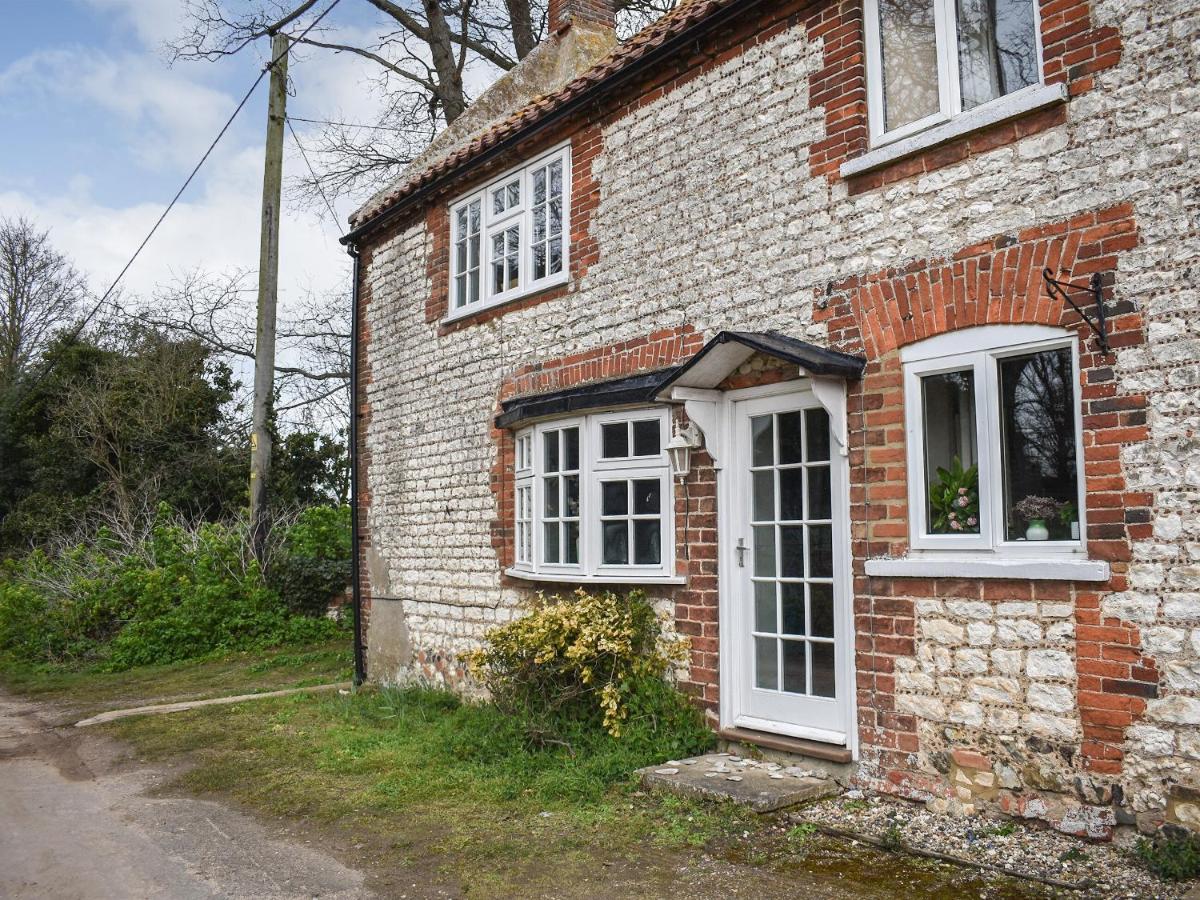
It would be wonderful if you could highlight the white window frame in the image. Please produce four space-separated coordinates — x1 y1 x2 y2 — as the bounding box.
507 407 679 583
863 0 1046 147
446 143 571 320
902 325 1087 557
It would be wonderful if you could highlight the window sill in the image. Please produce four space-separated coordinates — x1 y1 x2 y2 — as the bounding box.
841 83 1069 179
864 554 1109 582
441 275 569 326
505 567 687 586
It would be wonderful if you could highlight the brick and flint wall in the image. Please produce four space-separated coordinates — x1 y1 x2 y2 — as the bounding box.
354 0 1200 835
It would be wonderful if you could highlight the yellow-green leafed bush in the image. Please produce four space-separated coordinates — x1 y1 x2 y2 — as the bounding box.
468 588 689 737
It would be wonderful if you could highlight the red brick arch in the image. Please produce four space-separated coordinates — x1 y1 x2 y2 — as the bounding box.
817 203 1156 782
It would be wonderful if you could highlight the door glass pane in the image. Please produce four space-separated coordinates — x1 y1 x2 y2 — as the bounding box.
805 408 831 461
778 412 804 464
782 641 807 694
632 419 660 456
781 582 805 635
632 479 660 515
751 416 774 466
755 637 778 690
957 0 1039 111
999 347 1080 542
811 643 836 698
602 481 627 516
780 526 805 578
810 583 834 637
807 466 832 520
753 526 775 577
779 468 804 521
879 0 941 132
922 370 980 535
633 521 660 565
603 522 628 564
754 582 777 632
809 525 833 578
752 471 775 521
602 422 628 458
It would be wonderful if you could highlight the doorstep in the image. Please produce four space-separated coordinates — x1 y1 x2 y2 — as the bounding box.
636 752 840 813
718 726 853 764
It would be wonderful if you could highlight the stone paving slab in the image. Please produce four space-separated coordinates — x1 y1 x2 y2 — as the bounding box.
636 752 840 813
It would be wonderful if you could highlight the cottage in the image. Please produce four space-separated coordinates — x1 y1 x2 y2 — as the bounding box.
342 0 1200 838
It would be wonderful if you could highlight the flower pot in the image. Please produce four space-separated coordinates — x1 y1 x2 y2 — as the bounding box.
1025 518 1050 541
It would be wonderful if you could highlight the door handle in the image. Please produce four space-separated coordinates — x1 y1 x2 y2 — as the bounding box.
736 537 747 568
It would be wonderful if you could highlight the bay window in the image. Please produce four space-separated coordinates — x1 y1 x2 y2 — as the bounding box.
509 408 676 582
902 327 1084 554
864 0 1044 145
449 146 569 317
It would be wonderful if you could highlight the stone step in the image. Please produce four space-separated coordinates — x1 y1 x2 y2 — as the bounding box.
636 752 841 813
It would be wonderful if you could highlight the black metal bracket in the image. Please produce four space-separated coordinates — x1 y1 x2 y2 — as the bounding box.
1043 268 1110 353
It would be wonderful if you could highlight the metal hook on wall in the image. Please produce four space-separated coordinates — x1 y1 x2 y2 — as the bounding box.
1042 268 1110 354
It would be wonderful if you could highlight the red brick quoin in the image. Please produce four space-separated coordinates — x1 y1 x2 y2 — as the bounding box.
814 202 1152 790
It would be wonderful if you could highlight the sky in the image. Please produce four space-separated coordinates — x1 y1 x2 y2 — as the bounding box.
0 0 404 316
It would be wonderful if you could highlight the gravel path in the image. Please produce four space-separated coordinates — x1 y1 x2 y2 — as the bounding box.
791 792 1193 898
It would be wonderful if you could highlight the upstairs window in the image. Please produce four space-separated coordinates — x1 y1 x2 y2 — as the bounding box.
510 408 675 582
902 327 1084 554
449 146 570 317
864 0 1043 145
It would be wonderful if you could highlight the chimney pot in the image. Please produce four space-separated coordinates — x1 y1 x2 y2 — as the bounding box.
548 0 615 34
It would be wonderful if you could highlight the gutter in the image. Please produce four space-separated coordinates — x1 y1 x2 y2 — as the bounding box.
339 0 765 247
347 242 366 687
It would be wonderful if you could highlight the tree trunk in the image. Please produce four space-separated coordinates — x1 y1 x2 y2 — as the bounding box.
505 0 536 60
423 0 467 123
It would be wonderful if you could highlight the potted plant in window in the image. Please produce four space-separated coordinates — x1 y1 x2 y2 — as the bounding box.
1013 495 1063 541
929 457 979 534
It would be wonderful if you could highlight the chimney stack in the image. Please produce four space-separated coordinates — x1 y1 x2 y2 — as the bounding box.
548 0 615 34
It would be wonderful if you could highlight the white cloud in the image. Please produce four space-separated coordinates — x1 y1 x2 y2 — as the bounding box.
0 46 238 171
0 143 349 313
78 0 191 48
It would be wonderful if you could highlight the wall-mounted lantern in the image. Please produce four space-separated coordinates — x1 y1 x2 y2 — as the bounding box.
667 421 702 479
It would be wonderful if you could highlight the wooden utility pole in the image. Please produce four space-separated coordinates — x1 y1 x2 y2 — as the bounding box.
250 31 289 551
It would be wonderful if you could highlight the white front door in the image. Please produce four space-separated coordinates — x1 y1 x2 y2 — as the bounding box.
725 389 853 744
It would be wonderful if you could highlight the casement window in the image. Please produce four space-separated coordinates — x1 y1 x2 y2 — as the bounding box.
864 0 1044 145
509 408 676 582
448 146 569 317
902 326 1085 554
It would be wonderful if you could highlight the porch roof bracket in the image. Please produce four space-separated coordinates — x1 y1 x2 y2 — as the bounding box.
809 375 850 458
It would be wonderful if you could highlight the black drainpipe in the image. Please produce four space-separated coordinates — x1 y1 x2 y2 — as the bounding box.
347 242 365 687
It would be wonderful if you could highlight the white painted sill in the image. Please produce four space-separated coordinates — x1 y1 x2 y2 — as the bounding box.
864 555 1110 582
441 273 569 326
505 567 687 586
840 83 1069 179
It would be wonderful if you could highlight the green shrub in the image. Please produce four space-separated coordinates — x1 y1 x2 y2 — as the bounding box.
0 508 345 672
266 505 351 617
468 588 692 738
1134 832 1200 881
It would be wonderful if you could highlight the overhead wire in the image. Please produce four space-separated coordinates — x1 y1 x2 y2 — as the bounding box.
24 0 343 390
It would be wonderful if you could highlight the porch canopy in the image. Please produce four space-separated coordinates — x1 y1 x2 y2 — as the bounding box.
654 331 865 396
654 331 866 464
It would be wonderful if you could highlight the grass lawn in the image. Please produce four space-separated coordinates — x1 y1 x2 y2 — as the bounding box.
94 679 1050 899
0 640 352 719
